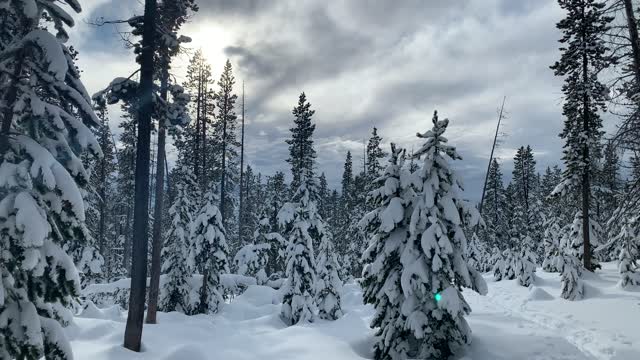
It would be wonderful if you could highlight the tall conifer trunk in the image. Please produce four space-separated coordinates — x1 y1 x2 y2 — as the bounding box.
124 0 157 351
146 68 169 325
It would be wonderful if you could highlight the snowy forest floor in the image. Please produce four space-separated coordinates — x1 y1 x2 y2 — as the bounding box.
70 262 640 360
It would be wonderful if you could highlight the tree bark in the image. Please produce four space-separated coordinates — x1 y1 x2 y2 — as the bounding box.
124 0 157 351
145 69 169 325
624 0 640 87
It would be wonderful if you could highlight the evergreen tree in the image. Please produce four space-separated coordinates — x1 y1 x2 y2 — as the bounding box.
516 236 537 287
160 166 197 313
616 215 639 288
402 112 487 358
179 49 215 187
286 92 316 190
266 171 287 231
481 159 508 248
0 0 105 357
558 231 585 300
361 144 413 360
511 146 542 244
235 212 271 285
550 0 613 270
336 151 355 272
215 60 240 245
568 211 602 269
86 102 118 281
315 229 343 320
542 217 563 272
491 250 506 281
114 104 138 275
366 127 386 182
190 191 229 314
467 233 483 272
278 175 318 326
317 172 330 220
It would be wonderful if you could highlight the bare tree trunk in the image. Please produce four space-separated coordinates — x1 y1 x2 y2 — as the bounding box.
145 69 169 325
198 268 209 314
124 0 157 351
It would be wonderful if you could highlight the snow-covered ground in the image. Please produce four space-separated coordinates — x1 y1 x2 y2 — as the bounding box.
70 263 639 360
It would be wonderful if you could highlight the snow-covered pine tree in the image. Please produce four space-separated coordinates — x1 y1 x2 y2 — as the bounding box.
317 172 330 220
550 0 613 271
266 171 287 232
498 247 517 281
366 127 386 184
516 236 537 287
542 216 562 272
179 49 215 187
617 216 640 288
558 248 585 300
215 60 240 245
491 248 506 281
568 211 602 270
336 151 354 267
511 146 543 250
481 159 508 248
467 233 483 272
278 174 318 326
0 0 102 357
160 166 197 313
86 101 118 281
235 209 272 285
190 191 229 314
361 143 414 360
315 229 343 320
286 92 316 191
402 112 487 359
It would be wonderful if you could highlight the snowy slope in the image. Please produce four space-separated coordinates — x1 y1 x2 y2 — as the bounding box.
70 263 639 360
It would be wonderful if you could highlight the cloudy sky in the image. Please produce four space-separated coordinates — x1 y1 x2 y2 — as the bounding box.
70 0 581 200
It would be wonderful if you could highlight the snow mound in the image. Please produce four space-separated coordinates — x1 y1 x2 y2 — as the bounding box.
220 285 280 321
526 286 554 301
78 301 123 321
236 285 278 306
163 345 207 360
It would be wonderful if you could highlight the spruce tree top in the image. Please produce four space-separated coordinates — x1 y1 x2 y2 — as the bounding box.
286 92 316 189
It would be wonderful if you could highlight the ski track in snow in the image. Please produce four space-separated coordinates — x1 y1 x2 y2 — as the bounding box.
70 263 640 360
